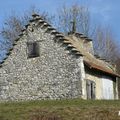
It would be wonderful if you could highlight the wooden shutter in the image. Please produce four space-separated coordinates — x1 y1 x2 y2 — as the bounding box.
91 82 96 99
86 80 96 99
86 80 91 99
34 42 39 56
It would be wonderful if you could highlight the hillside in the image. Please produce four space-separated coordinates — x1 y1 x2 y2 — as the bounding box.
0 99 120 120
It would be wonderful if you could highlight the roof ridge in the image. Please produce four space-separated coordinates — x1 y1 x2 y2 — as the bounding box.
70 32 92 41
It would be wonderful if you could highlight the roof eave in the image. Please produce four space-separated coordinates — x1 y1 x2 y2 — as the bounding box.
84 60 120 78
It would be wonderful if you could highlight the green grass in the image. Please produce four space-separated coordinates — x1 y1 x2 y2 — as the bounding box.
0 99 120 120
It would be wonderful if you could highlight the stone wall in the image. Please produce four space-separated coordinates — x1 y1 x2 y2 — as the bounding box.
0 23 83 101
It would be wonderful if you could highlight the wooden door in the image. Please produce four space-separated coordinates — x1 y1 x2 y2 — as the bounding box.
86 80 96 99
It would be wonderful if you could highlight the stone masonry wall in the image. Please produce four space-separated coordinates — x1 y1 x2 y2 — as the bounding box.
0 23 83 101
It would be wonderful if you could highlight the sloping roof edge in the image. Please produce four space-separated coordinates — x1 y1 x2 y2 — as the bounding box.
84 60 120 78
0 13 83 66
0 13 119 78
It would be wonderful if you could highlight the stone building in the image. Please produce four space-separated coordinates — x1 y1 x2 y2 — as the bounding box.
0 14 119 101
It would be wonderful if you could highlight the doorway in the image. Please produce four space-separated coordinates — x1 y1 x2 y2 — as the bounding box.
86 80 96 99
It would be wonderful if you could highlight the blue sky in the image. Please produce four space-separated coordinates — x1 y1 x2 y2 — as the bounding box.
0 0 120 44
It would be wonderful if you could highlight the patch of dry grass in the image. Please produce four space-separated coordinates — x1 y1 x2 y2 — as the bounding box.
0 99 120 120
27 107 120 120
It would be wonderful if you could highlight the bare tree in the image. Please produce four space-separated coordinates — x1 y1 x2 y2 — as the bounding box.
57 4 119 62
57 4 92 36
93 26 118 63
0 4 120 66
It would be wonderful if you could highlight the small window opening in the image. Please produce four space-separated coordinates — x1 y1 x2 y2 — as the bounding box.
27 42 39 58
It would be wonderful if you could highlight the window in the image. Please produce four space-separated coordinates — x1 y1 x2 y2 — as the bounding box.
27 42 39 58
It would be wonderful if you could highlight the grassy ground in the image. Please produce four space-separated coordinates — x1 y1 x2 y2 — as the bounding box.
0 99 120 120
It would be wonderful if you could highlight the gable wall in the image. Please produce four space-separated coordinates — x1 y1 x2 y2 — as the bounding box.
0 25 83 101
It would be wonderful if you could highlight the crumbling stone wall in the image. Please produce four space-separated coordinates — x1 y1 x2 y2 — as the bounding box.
0 24 83 101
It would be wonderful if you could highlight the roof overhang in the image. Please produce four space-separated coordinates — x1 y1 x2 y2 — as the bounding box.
84 60 120 78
